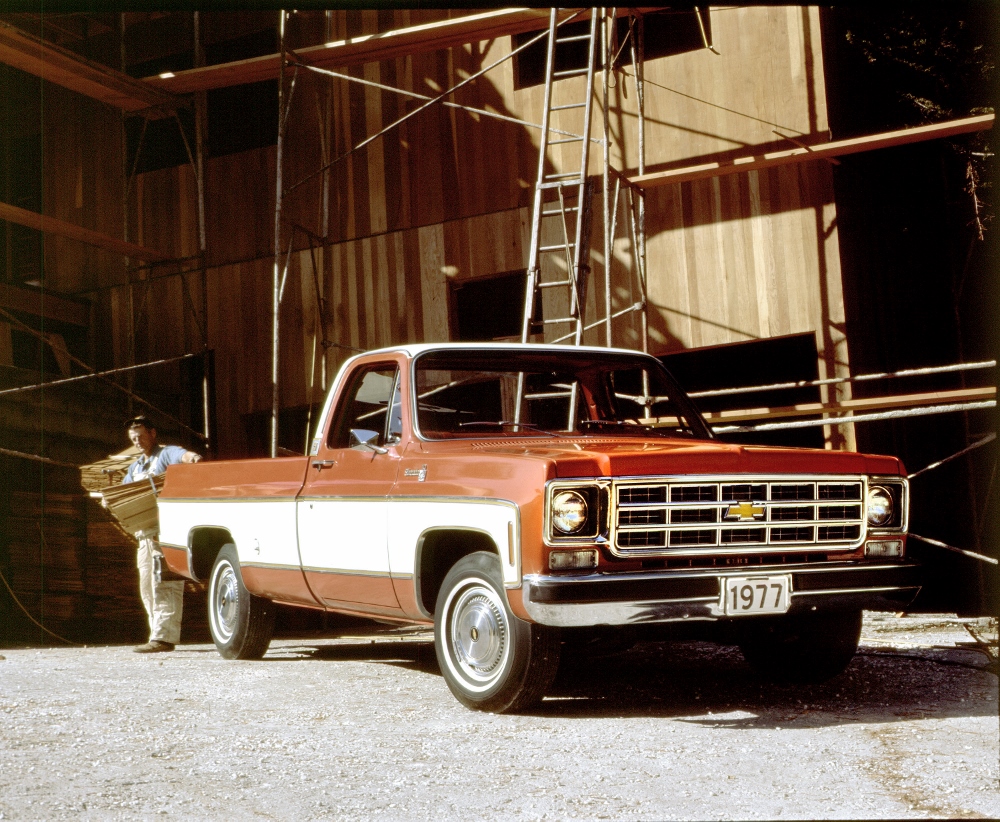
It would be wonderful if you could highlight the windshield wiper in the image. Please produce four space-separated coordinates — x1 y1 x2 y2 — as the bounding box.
579 419 694 438
456 421 561 436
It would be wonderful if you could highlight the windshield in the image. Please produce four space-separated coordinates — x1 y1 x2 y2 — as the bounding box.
414 349 711 441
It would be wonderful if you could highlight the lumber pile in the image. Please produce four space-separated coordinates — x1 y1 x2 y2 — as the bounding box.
84 499 146 640
79 446 138 492
1 453 206 644
81 446 162 539
4 491 88 641
95 474 164 536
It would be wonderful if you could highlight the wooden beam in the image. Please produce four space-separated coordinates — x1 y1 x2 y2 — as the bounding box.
143 8 566 94
0 19 179 114
700 386 997 425
0 200 170 262
0 282 90 327
629 114 996 189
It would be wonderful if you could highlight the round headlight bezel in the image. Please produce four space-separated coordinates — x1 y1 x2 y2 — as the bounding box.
551 490 589 535
867 485 894 527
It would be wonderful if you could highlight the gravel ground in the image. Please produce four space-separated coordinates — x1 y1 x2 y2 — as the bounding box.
0 612 996 821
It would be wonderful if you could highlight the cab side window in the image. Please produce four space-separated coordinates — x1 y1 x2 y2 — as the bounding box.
328 366 400 449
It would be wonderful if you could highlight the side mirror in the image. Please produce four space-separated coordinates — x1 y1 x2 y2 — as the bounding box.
350 428 388 455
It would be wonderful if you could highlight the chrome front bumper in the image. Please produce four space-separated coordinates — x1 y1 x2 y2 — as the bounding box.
521 561 921 627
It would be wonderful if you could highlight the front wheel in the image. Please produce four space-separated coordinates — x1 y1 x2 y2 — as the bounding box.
738 608 863 683
208 543 275 660
434 552 560 713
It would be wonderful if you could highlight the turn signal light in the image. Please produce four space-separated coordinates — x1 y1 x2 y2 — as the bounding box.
549 549 599 570
865 539 903 558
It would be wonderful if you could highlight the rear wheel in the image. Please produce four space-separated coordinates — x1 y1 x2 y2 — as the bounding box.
435 552 560 713
738 609 862 683
208 543 275 660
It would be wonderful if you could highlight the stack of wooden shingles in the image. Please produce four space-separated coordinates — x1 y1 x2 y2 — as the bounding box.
85 499 146 642
7 491 88 642
80 448 147 642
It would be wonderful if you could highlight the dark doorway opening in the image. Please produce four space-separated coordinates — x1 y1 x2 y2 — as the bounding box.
450 271 539 342
660 332 825 449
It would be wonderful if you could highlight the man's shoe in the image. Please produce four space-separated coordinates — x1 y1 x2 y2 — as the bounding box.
133 640 175 653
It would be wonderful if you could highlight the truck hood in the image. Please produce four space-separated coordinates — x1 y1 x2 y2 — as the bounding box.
469 437 904 478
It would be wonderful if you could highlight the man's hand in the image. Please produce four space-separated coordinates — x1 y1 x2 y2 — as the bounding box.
181 452 202 464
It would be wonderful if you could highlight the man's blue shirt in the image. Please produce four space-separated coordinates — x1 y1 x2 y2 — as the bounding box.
123 444 189 484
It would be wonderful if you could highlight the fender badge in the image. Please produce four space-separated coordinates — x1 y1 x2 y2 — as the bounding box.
725 501 765 521
404 464 428 482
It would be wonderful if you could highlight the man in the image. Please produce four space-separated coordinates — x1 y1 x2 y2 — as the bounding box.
122 415 202 653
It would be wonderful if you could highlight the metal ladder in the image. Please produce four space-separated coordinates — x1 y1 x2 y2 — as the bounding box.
515 9 600 429
519 8 600 347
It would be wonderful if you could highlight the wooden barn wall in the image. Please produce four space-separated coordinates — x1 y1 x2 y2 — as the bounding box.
607 6 829 170
641 164 849 396
105 205 532 456
36 85 127 296
26 6 849 455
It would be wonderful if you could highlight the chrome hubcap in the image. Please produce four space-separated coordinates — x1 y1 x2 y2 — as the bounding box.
212 564 238 641
450 584 507 683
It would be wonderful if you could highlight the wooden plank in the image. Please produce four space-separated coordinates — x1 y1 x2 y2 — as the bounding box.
0 199 169 262
143 8 559 94
0 282 90 326
418 223 448 341
0 20 179 114
630 114 996 189
700 386 997 425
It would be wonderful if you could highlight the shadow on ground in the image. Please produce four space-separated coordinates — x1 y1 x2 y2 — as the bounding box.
249 632 996 726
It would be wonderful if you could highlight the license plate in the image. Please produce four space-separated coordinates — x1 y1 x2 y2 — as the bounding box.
722 575 791 616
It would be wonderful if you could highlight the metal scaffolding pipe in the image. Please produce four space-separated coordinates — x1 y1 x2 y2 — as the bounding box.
0 305 205 439
286 21 558 196
711 400 997 434
0 352 202 396
602 8 613 346
271 11 287 458
690 360 998 399
909 533 998 566
293 59 595 145
907 432 997 479
634 13 648 354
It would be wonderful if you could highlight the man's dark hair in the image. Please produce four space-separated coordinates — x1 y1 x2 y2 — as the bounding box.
127 415 155 430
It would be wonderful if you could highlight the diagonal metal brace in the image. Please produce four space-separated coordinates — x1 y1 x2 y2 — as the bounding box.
908 533 998 566
907 432 997 479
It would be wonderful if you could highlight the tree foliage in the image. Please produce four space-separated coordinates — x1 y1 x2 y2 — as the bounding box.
842 8 995 237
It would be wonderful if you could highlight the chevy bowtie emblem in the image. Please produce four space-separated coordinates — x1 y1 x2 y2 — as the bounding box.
725 501 765 521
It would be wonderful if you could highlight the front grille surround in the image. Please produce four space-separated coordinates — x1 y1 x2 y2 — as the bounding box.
611 475 869 558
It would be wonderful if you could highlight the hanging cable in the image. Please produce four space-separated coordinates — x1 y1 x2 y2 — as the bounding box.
0 306 204 439
0 543 85 647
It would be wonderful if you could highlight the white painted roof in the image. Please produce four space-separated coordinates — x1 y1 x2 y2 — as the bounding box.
355 341 655 358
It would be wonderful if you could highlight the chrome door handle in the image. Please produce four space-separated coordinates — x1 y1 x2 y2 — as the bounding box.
311 459 336 470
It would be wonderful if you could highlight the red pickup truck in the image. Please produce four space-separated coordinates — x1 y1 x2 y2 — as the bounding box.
158 343 919 712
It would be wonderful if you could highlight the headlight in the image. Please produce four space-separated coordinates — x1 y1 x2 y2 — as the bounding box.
867 485 893 527
552 490 588 534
